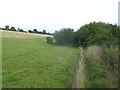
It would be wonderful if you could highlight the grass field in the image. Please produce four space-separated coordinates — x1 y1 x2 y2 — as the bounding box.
2 36 78 88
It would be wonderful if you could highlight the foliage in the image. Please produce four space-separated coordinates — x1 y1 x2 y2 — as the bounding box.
46 37 54 44
28 29 52 35
54 22 119 47
1 25 52 35
73 22 119 47
5 25 9 30
28 30 33 33
54 28 74 45
72 29 87 47
18 29 24 32
33 29 38 33
10 26 16 31
53 22 119 47
102 46 118 71
43 30 46 34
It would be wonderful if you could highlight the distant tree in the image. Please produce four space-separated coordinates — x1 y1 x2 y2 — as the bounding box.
19 29 24 32
33 29 38 33
28 30 33 33
37 31 43 34
18 28 20 31
10 26 16 31
0 27 4 30
17 28 24 32
5 25 9 30
43 30 46 34
46 33 52 35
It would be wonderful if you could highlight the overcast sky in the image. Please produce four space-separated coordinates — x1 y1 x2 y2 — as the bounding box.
0 0 119 33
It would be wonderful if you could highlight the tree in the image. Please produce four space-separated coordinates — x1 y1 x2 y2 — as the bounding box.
10 26 16 31
18 28 20 31
19 29 24 32
43 30 46 34
5 25 9 30
73 29 87 47
54 28 74 45
33 29 38 33
28 30 33 33
18 28 24 32
73 22 119 47
37 31 43 34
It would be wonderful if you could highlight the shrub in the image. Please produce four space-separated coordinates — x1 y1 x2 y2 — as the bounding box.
53 28 74 45
46 37 54 44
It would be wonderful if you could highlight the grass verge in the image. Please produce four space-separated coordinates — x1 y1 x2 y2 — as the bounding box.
83 45 118 88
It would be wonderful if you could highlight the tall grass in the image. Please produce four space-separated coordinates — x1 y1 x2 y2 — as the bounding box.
85 45 103 64
84 45 118 88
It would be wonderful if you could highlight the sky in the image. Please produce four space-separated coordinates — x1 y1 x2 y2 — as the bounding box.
0 0 119 33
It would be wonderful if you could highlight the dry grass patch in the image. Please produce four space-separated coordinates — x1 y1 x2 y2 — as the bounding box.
0 30 53 38
85 45 103 64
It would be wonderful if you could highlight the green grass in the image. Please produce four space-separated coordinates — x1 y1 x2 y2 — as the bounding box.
84 57 107 88
2 37 78 88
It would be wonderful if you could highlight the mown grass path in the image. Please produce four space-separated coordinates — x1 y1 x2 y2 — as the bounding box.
2 37 78 88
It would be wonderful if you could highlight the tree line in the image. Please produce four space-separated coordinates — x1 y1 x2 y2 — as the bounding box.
1 25 52 35
47 22 120 47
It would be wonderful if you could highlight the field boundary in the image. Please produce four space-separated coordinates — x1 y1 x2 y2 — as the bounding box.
1 30 53 38
72 47 84 88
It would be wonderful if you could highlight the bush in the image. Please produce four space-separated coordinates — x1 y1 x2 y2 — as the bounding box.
102 46 118 70
46 37 54 44
72 22 119 47
53 28 74 45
